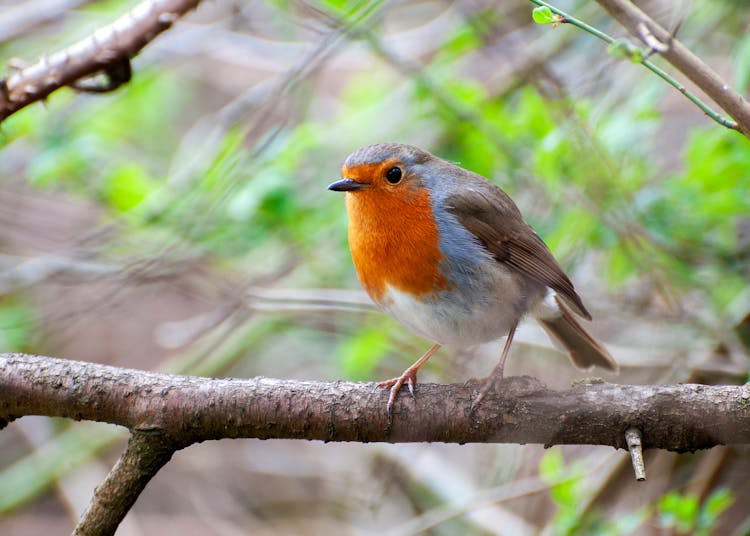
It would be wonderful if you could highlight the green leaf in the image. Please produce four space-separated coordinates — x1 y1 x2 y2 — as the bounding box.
703 488 734 518
696 487 734 533
659 491 700 532
532 6 555 25
102 164 156 212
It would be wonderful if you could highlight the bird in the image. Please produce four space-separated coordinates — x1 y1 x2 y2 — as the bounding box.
328 143 618 415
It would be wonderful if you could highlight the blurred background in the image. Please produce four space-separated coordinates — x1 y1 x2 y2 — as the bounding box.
1 0 749 534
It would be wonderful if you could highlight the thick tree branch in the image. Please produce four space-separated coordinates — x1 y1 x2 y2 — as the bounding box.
2 353 750 449
594 0 750 137
3 353 750 535
0 0 202 123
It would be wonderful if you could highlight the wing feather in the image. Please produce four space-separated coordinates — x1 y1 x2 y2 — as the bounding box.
445 186 591 319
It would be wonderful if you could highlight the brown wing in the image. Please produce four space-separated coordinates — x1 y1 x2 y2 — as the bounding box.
445 184 591 320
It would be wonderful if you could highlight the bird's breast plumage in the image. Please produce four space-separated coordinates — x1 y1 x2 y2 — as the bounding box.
344 182 543 347
345 186 449 305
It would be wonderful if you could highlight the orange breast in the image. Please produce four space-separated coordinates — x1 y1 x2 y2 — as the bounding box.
345 186 449 304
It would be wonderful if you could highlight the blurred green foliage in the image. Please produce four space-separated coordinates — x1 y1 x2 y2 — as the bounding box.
659 488 735 535
0 302 33 352
540 449 735 535
337 322 393 381
1 0 749 530
539 448 590 534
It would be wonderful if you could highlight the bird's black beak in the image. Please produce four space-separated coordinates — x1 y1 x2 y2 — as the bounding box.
328 178 368 192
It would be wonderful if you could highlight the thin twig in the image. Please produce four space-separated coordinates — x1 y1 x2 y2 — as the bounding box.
625 427 646 481
528 0 744 134
595 0 750 135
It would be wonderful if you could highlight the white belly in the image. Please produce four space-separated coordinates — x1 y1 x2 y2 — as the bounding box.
378 263 543 348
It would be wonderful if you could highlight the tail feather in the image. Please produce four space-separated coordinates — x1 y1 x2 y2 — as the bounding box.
537 296 619 373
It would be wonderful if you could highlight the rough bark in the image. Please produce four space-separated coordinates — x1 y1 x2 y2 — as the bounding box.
4 352 750 535
73 430 175 536
2 353 749 450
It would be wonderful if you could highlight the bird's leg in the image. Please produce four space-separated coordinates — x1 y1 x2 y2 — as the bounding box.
378 343 441 417
472 321 518 411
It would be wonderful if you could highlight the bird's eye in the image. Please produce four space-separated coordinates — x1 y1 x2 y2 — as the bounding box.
385 167 402 184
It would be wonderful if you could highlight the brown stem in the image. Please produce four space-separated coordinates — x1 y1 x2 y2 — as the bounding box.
594 0 750 137
0 0 203 122
73 430 176 536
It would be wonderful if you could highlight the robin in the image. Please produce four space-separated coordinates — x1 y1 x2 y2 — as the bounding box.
328 143 618 415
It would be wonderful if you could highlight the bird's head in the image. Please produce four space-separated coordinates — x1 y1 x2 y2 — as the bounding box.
328 143 432 199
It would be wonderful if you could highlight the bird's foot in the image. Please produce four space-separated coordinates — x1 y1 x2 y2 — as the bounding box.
378 369 418 419
470 365 504 413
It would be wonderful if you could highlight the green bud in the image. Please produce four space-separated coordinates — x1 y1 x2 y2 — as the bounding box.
607 40 644 63
532 6 555 25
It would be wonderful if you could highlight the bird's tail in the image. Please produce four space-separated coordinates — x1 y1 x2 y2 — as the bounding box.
537 295 619 372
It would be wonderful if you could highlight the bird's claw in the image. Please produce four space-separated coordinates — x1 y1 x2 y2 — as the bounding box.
470 387 488 413
407 376 416 398
378 368 419 417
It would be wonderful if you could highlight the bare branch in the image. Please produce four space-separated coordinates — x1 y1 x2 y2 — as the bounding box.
73 430 175 536
3 353 750 450
0 0 203 122
594 0 750 137
3 352 750 534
